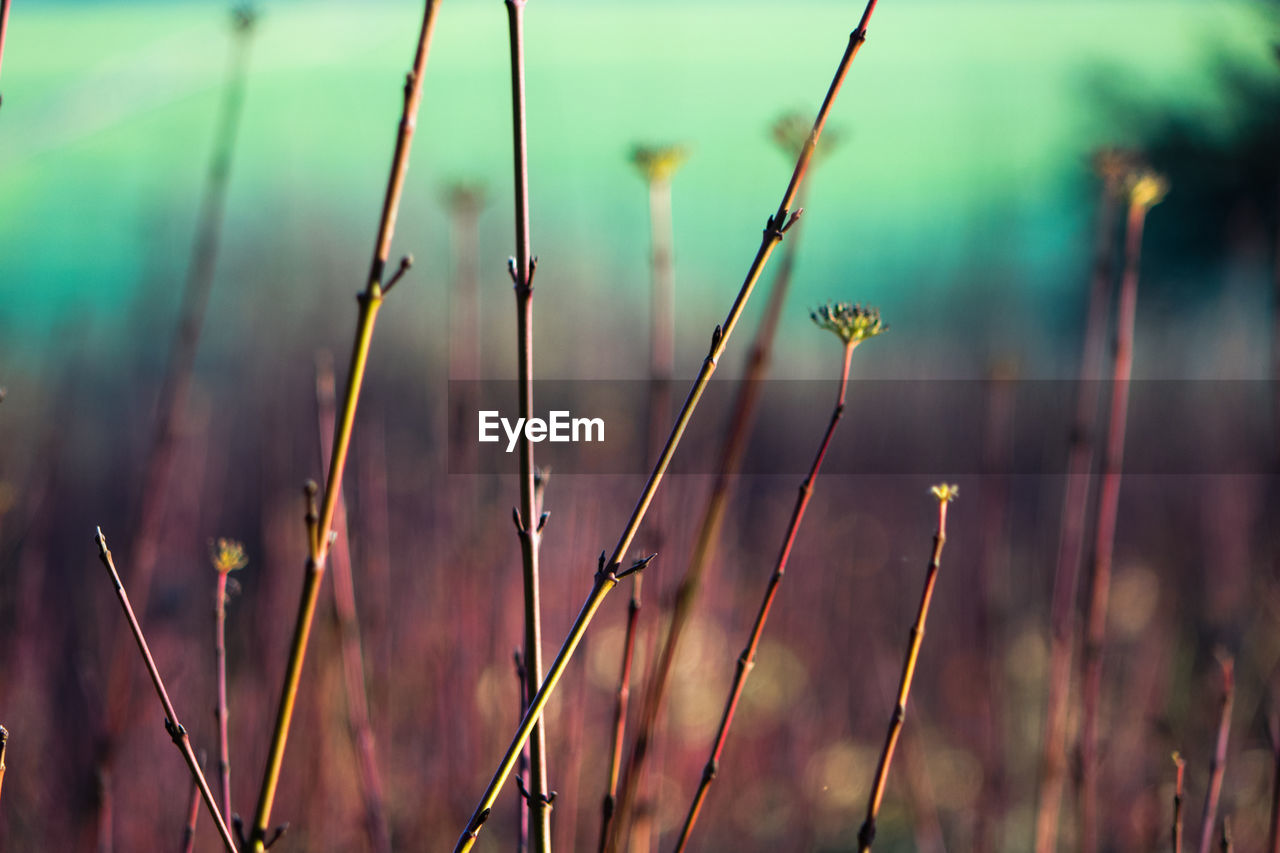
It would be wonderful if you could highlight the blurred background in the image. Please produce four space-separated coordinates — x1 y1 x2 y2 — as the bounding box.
0 0 1278 850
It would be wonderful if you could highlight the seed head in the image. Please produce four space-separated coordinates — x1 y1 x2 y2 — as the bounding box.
231 4 258 32
631 144 689 184
210 538 249 574
810 302 885 345
1126 169 1168 211
930 484 959 503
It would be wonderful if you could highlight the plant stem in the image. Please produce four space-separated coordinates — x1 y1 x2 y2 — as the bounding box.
247 3 439 848
214 570 232 828
0 0 10 108
1268 713 1280 853
1173 751 1186 853
504 2 553 848
181 751 204 853
1033 158 1125 853
1079 182 1158 853
0 724 7 806
857 490 953 852
1197 657 1234 853
598 576 642 853
315 353 391 853
452 9 878 851
1219 817 1232 853
94 529 238 853
674 340 856 852
514 651 530 853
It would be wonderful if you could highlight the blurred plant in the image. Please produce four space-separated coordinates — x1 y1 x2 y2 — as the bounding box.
1197 655 1234 853
455 4 884 848
1173 751 1186 853
210 537 246 828
315 354 390 853
1033 145 1138 853
673 304 883 852
857 485 957 853
0 724 7 806
93 7 259 844
0 0 9 109
443 181 488 469
597 575 642 853
1077 164 1166 853
610 111 843 849
503 1 553 847
181 750 207 853
94 529 238 852
245 2 439 849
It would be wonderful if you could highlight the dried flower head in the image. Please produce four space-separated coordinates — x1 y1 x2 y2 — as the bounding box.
631 144 689 184
231 4 258 32
771 112 840 162
930 484 959 503
1126 169 1168 210
443 181 488 217
1091 147 1137 187
810 302 885 345
210 538 249 573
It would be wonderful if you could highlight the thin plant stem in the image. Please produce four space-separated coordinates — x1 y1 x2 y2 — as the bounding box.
504 2 552 848
674 338 858 853
1033 151 1129 853
214 570 232 828
452 8 880 850
1173 751 1186 853
315 353 391 853
1197 657 1234 853
1078 170 1166 853
181 751 205 853
1219 817 1232 853
857 486 955 852
1268 712 1280 853
514 651 530 853
598 576 642 853
94 529 238 853
247 3 439 848
0 724 7 806
95 16 256 842
0 0 10 108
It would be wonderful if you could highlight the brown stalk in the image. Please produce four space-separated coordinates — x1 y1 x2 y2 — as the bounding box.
1032 149 1130 853
315 354 391 853
1197 657 1234 853
597 576 642 853
503 2 553 847
247 3 439 848
94 529 238 853
453 8 880 850
674 332 862 853
95 11 256 843
857 485 956 852
609 110 831 853
0 0 10 108
1173 751 1186 853
1078 169 1166 853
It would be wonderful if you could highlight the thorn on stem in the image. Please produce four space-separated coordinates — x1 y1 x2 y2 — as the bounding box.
382 254 414 295
537 511 550 533
265 823 289 849
709 325 723 355
616 553 656 580
512 506 524 532
507 257 519 285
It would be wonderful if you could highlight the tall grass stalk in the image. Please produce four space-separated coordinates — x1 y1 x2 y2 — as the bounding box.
856 484 956 852
608 105 840 853
597 575 642 853
1033 148 1132 853
452 7 881 849
94 529 238 853
503 2 553 847
1197 656 1234 853
246 3 439 847
95 12 256 841
1173 751 1186 853
1078 169 1167 853
315 354 391 853
674 304 882 853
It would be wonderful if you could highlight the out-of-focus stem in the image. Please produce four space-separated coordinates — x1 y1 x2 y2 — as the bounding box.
181 751 204 853
598 576 642 853
0 0 10 108
247 4 439 848
1033 151 1128 853
857 487 955 852
453 10 878 851
315 353 391 853
214 570 232 828
1173 751 1186 853
1078 170 1165 853
94 529 238 853
674 340 857 852
1197 658 1234 853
